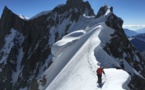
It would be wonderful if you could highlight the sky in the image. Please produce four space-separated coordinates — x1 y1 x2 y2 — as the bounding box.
0 0 145 30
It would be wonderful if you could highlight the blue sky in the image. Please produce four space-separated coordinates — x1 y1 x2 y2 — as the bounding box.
0 0 145 29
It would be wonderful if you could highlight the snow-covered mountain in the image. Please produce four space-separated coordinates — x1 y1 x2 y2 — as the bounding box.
18 14 29 20
123 28 138 37
0 0 145 90
135 28 145 34
129 33 145 52
123 28 145 52
30 10 51 19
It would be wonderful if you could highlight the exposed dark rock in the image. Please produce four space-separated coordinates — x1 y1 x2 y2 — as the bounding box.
30 78 39 90
66 0 94 16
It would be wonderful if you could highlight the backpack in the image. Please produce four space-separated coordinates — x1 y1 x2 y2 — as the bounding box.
97 68 103 74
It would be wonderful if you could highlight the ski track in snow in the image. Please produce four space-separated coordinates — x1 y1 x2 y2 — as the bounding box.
41 24 101 90
46 25 102 90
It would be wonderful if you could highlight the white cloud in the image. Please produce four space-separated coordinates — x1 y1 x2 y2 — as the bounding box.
123 25 145 30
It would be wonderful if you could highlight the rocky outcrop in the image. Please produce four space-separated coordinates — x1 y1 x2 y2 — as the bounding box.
66 0 94 16
0 6 26 50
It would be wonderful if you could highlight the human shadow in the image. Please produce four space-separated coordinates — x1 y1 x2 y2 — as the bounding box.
97 81 105 88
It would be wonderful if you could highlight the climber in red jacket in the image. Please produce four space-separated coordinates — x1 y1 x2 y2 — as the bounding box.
96 66 105 83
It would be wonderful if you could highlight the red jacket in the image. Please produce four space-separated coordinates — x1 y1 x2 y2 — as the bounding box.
97 67 105 75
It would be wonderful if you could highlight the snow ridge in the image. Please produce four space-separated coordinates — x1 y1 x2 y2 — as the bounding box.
39 14 131 90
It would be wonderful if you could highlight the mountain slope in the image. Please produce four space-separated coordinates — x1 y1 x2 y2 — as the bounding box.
0 0 145 90
42 22 131 90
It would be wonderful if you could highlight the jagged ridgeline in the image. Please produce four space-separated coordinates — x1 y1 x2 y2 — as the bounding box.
0 0 145 90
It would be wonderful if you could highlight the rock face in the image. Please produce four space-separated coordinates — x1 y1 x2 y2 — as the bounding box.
0 1 145 90
0 0 95 90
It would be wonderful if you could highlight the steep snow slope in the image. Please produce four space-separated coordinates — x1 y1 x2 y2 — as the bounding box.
0 28 24 64
46 24 130 90
39 13 131 90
